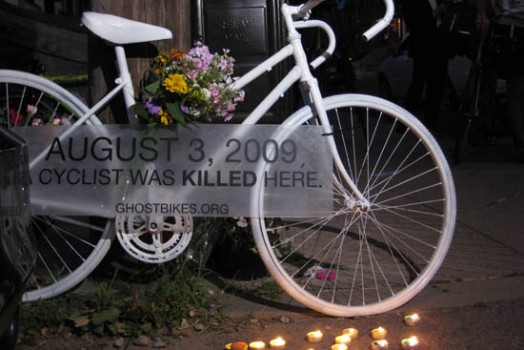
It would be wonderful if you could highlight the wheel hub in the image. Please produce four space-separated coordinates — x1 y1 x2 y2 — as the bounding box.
115 214 193 264
344 196 370 212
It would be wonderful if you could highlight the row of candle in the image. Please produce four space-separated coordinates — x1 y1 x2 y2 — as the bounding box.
226 332 417 350
225 313 421 350
226 335 418 350
225 337 286 350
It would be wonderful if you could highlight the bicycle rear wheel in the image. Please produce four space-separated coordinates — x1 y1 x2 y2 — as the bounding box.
0 70 113 301
252 94 456 316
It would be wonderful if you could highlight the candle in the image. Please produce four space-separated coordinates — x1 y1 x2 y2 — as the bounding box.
306 330 324 343
334 334 351 345
249 341 266 350
371 327 388 340
401 336 419 349
342 327 359 339
226 343 248 350
269 337 286 349
331 344 348 350
371 339 389 350
404 313 420 327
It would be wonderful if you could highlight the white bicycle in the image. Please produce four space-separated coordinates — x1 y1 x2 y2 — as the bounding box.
0 0 456 317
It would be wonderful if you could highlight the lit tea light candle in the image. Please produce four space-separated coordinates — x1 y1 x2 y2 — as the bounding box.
249 341 266 350
331 344 348 350
342 327 359 339
334 334 351 345
371 327 388 340
269 337 286 349
404 313 420 327
306 330 324 343
401 336 419 349
226 342 249 350
371 339 389 350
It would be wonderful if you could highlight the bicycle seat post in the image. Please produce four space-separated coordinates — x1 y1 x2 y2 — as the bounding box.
113 45 137 124
81 12 173 124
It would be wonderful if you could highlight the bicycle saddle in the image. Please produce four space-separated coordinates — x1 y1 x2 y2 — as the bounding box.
81 12 172 44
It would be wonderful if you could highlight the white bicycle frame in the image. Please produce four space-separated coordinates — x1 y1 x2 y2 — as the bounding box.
29 0 394 204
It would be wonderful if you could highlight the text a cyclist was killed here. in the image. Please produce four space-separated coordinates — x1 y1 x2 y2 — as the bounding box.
35 132 325 189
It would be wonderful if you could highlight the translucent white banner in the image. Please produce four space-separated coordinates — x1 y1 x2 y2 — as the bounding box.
15 124 333 217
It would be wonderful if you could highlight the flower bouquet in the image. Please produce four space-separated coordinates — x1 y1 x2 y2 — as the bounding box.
135 43 245 125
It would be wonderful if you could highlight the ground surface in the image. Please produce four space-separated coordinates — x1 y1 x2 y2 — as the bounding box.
17 298 524 350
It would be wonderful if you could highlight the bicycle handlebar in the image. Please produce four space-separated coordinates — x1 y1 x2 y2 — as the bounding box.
296 0 395 41
296 0 325 19
362 0 395 41
294 20 336 69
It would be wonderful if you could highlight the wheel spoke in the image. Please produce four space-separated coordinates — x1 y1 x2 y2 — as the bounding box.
1 70 113 301
253 95 455 317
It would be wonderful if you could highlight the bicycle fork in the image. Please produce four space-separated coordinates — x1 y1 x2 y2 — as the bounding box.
299 79 370 212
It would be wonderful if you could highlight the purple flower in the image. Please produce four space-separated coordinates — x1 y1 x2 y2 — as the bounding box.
234 90 245 102
219 58 229 70
145 99 161 115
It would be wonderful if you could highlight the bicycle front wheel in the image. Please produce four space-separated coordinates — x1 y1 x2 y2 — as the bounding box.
0 70 114 302
252 94 456 317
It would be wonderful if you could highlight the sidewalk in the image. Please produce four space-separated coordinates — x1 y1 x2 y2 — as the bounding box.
18 139 524 350
219 128 524 313
406 158 524 310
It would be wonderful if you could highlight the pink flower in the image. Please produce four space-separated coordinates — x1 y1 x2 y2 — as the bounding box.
315 267 337 282
209 86 220 97
26 104 38 116
186 70 198 79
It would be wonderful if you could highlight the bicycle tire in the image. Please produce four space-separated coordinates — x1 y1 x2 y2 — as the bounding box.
0 69 114 302
251 94 456 317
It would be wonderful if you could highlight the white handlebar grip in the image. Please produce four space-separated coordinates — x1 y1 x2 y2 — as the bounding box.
362 0 395 41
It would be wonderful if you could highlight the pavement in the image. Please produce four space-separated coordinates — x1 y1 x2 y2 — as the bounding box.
218 136 524 317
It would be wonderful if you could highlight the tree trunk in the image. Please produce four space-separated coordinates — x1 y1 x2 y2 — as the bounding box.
87 0 191 122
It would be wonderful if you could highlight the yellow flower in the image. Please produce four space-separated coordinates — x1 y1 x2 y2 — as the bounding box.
155 53 168 63
163 73 187 94
158 109 170 125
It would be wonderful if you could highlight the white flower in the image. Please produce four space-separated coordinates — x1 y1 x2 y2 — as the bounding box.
305 265 323 278
236 217 248 228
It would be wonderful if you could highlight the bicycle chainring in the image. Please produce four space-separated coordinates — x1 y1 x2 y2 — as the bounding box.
115 214 193 264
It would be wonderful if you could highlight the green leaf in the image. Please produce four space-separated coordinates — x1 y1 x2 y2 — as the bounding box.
145 80 161 95
166 102 187 125
134 103 149 119
91 307 120 327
